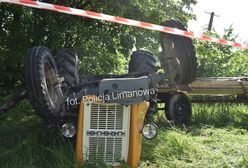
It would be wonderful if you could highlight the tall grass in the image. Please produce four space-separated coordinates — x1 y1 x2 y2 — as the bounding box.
0 100 77 168
141 103 248 168
0 125 77 168
193 103 248 128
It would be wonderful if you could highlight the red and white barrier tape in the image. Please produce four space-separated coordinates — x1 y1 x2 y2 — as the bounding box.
1 0 248 50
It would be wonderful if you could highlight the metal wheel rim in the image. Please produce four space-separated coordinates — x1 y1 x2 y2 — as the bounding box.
175 103 185 116
44 62 59 108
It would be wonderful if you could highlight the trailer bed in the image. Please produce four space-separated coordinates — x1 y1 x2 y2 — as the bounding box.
159 77 248 96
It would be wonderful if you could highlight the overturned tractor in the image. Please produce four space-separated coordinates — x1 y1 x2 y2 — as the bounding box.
1 19 247 168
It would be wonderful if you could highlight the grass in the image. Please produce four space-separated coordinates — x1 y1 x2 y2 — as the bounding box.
141 103 248 168
141 124 248 168
0 99 248 168
0 100 77 168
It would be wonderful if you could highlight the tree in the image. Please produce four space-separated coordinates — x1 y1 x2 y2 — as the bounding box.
195 26 248 77
0 0 197 96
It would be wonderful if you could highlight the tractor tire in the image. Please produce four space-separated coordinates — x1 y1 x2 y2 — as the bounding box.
128 50 157 116
55 48 80 93
25 46 64 120
168 92 192 125
128 50 157 74
160 19 197 85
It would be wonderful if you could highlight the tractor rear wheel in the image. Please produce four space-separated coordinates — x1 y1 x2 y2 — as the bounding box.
55 48 80 94
25 46 64 121
128 50 157 75
128 50 157 116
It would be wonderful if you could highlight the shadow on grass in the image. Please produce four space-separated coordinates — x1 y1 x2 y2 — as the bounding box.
0 100 78 168
0 121 78 168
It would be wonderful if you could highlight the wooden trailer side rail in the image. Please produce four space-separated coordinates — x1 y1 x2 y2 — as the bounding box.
159 77 248 96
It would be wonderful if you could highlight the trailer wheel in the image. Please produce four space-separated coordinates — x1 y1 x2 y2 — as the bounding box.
55 48 80 93
160 19 197 85
128 50 157 74
25 46 64 120
168 92 192 124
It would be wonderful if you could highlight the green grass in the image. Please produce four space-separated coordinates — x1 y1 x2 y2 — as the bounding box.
141 103 248 168
0 99 248 168
141 124 248 168
0 100 77 168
